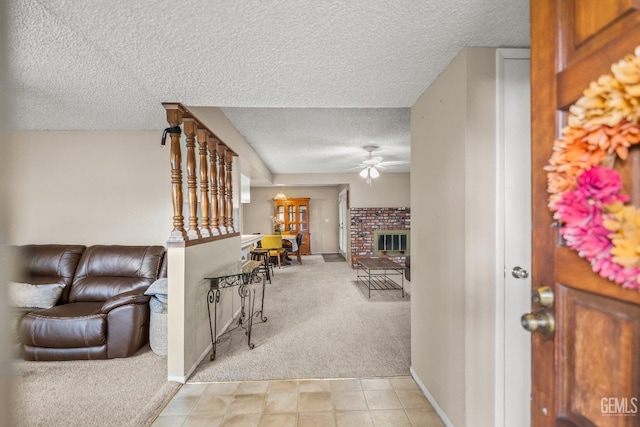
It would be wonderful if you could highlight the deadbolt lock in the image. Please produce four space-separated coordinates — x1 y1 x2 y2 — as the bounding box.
521 310 555 338
532 285 554 308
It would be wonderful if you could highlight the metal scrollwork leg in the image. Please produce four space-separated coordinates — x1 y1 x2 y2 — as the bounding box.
207 288 221 360
238 282 256 349
257 271 267 322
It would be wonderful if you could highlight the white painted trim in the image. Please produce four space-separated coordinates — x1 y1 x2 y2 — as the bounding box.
410 367 455 427
494 48 531 427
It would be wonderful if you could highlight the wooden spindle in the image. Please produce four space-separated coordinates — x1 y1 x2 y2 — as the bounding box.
209 138 221 235
225 149 236 233
218 145 228 234
183 119 201 240
197 128 212 238
164 105 186 242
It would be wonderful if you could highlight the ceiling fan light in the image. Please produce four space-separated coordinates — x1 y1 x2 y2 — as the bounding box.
359 168 369 178
369 167 380 179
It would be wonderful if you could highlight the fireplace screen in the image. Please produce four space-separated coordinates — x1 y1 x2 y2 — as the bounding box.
373 230 410 256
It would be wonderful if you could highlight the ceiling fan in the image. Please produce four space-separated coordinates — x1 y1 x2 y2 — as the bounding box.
357 145 408 186
359 146 383 185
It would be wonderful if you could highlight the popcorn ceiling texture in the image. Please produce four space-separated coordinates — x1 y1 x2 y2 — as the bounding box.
8 0 529 172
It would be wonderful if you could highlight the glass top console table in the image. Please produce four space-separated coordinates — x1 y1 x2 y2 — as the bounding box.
205 260 268 360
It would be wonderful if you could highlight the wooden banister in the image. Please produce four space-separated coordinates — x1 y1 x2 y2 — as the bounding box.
197 128 212 238
183 118 202 240
162 102 238 244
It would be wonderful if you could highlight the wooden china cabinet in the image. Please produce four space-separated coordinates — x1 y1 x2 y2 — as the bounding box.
273 197 311 255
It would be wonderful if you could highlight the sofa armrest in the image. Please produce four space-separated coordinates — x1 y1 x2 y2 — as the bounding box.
101 290 151 314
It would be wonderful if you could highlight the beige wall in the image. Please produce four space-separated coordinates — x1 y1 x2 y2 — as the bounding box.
242 186 340 254
7 131 172 246
410 48 497 427
167 237 240 382
271 172 410 208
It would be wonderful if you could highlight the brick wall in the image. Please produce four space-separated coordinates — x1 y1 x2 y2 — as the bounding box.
350 207 411 266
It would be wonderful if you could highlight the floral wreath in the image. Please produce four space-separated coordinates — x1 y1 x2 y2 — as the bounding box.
546 46 640 290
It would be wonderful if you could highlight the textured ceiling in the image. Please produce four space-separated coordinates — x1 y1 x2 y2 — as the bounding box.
8 0 529 174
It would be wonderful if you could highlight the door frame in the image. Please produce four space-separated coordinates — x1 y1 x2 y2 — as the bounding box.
338 188 348 258
494 48 531 427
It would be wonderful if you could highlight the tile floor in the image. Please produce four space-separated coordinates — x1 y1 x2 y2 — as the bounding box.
151 376 445 427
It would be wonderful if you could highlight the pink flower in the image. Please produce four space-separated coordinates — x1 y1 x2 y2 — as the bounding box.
577 166 628 204
554 191 598 228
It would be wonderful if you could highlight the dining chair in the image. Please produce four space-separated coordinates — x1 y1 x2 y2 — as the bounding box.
284 233 304 264
261 235 287 269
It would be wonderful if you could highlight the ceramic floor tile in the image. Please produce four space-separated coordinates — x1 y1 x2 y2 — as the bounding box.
160 395 201 416
151 415 188 427
175 383 208 398
263 392 298 413
395 389 431 409
364 390 403 410
268 379 299 393
389 377 419 390
236 381 270 395
405 409 445 427
299 379 332 392
335 411 374 427
182 414 224 427
329 379 362 392
204 382 240 395
298 411 336 427
221 413 262 427
226 393 266 414
332 390 368 411
369 409 412 427
191 394 234 416
298 391 334 412
360 378 393 390
259 413 297 427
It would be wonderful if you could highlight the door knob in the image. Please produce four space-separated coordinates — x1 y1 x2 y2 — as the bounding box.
532 285 554 308
511 266 529 279
521 310 555 338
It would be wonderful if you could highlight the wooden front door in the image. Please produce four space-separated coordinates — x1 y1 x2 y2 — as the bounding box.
531 1 640 426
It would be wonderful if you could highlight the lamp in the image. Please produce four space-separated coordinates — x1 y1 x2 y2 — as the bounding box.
273 191 287 201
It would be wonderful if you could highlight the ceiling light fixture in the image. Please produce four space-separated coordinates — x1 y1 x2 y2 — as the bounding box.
273 191 287 201
359 146 382 186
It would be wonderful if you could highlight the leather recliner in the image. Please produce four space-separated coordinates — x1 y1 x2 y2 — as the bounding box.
18 245 165 361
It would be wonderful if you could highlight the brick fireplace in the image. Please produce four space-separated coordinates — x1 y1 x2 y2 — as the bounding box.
350 207 411 266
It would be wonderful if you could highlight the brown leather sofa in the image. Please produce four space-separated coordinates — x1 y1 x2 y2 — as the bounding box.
14 244 166 361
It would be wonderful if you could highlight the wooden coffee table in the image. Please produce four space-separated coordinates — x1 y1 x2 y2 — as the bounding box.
356 257 406 298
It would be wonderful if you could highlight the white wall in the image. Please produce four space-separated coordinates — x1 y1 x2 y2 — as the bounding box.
410 48 497 427
242 186 340 254
7 131 172 246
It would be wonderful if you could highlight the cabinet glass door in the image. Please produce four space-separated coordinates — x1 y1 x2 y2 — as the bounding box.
299 205 307 230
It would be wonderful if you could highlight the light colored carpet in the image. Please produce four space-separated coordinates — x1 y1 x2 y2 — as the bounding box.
188 255 410 382
13 345 180 427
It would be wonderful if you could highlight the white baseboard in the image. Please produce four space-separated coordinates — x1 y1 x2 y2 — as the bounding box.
175 306 244 384
410 366 455 427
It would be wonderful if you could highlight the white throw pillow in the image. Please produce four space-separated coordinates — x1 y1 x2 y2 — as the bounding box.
8 282 65 309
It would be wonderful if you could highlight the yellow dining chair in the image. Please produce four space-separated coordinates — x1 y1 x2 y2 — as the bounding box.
261 235 287 269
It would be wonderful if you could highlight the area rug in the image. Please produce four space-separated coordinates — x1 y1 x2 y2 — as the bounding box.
321 253 346 262
188 255 410 383
13 345 180 427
